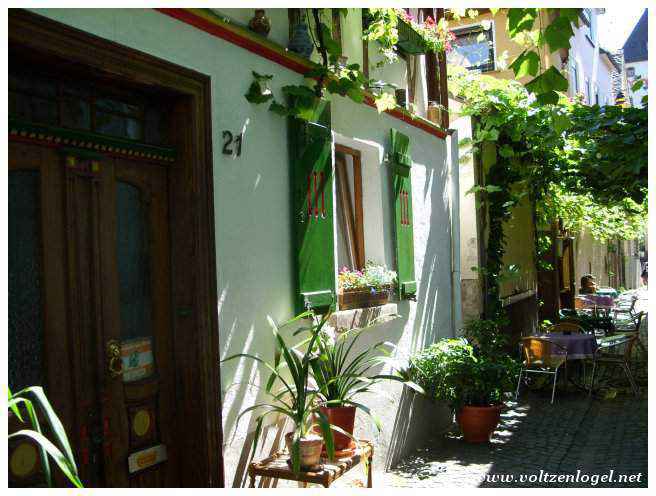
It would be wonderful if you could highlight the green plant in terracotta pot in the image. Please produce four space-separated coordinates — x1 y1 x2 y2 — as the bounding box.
303 318 423 452
410 335 518 443
223 311 337 473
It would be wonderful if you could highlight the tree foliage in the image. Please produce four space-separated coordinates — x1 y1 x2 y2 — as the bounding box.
449 65 647 313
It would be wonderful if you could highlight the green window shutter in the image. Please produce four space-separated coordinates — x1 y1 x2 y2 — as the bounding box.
390 129 417 299
289 103 336 312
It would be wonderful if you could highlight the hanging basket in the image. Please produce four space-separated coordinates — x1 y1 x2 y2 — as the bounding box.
397 19 427 54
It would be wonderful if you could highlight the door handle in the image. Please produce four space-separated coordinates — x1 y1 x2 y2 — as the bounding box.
107 340 123 378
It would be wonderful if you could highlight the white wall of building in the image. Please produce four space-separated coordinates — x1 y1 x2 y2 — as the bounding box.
596 55 616 105
627 60 648 106
30 7 457 486
567 10 601 103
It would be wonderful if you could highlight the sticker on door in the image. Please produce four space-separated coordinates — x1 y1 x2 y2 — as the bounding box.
121 338 154 382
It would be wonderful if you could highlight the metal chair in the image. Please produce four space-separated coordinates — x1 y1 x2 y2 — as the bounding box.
589 333 640 397
612 295 638 321
516 337 568 404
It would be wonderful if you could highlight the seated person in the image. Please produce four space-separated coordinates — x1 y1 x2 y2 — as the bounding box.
579 274 597 294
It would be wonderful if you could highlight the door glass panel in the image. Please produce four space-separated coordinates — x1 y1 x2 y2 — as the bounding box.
116 182 155 382
96 112 142 140
61 97 91 130
9 170 44 391
116 182 152 341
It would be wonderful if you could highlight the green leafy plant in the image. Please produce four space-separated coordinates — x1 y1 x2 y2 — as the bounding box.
462 317 511 358
410 338 519 412
8 386 83 488
222 311 338 474
306 319 422 414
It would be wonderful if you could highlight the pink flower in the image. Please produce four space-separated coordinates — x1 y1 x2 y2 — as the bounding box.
400 10 414 23
424 16 435 27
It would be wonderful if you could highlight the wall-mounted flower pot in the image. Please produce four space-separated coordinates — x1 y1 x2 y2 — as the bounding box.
427 101 442 124
395 88 408 108
288 22 314 59
248 9 271 37
338 287 392 310
456 404 502 443
397 19 427 54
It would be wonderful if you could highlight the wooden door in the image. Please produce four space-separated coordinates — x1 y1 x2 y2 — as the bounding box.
8 141 179 487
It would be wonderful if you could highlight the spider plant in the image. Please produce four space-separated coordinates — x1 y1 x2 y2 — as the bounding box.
222 311 338 473
303 316 425 438
8 386 83 487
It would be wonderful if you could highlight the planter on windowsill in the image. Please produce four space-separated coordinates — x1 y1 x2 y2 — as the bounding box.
338 286 394 310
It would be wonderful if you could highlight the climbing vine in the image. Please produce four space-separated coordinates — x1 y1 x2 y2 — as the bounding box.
449 65 648 315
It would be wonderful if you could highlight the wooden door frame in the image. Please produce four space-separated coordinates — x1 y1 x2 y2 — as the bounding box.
9 9 225 487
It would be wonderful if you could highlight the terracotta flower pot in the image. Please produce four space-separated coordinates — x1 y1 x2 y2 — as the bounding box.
319 405 356 451
456 404 502 443
284 432 323 470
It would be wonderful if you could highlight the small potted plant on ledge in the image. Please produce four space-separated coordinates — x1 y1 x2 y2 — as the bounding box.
222 312 337 473
338 262 397 310
410 333 518 443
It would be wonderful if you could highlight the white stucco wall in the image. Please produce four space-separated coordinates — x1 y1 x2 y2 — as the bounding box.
450 103 483 322
627 60 648 106
29 7 456 486
568 10 602 103
597 56 616 105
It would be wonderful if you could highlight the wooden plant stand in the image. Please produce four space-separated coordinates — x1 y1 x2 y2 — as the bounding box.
247 440 374 488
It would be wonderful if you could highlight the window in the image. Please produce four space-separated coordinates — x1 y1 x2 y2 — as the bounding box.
335 145 365 271
594 85 599 105
585 78 590 103
571 63 580 95
9 70 169 145
447 24 495 72
581 9 594 44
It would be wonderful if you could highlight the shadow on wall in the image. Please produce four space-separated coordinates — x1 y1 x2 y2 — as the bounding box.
386 153 456 469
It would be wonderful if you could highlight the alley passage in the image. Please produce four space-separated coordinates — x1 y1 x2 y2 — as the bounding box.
338 287 649 488
379 393 647 488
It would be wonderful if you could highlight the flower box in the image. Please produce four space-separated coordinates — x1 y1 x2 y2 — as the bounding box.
397 19 427 54
338 287 394 310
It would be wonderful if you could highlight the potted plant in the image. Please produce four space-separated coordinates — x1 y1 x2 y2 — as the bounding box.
303 319 420 452
338 262 397 310
410 332 518 443
222 311 337 473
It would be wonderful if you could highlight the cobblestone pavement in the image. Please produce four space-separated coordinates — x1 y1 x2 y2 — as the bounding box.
373 392 647 488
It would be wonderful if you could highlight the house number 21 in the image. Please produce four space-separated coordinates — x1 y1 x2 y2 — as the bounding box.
222 131 243 157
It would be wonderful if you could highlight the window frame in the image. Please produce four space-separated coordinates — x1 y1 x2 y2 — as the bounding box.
334 143 365 271
448 21 496 73
571 62 580 95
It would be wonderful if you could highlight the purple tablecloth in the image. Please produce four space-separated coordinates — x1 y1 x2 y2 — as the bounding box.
535 333 598 360
577 294 615 308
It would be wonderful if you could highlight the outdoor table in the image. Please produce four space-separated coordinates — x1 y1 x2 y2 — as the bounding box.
535 333 599 392
536 333 598 360
577 294 616 318
248 440 373 488
596 287 619 299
